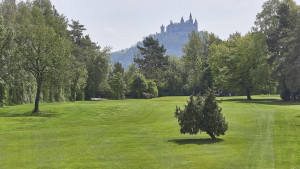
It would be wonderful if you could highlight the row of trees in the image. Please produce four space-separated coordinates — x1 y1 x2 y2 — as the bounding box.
254 0 300 101
1 0 300 113
131 0 300 101
0 0 162 113
132 31 274 100
0 0 116 112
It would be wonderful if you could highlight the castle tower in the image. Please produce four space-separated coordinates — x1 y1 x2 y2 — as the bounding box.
194 19 198 31
189 13 193 23
181 17 184 23
160 25 165 33
164 14 199 33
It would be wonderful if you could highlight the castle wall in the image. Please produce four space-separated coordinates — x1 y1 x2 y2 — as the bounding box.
166 22 197 33
161 14 198 34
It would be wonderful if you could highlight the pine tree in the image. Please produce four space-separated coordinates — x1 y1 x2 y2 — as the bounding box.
200 87 228 140
175 94 203 135
175 87 228 140
134 36 167 82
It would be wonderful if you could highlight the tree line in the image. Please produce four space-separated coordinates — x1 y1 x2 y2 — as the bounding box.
131 0 300 101
0 0 112 112
1 0 300 113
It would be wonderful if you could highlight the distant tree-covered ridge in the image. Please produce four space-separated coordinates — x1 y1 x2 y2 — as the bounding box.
111 14 205 68
111 31 205 68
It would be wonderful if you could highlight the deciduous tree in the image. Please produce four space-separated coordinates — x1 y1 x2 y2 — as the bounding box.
16 6 70 112
210 33 272 100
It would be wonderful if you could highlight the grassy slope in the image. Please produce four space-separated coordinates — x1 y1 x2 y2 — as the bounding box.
0 96 299 169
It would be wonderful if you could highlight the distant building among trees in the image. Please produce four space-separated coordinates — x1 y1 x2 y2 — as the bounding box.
111 13 202 68
161 13 198 34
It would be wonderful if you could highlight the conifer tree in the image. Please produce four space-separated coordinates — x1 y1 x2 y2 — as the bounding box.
175 87 228 140
200 87 228 140
134 36 167 82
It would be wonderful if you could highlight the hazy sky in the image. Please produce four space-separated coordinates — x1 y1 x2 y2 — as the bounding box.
50 0 300 52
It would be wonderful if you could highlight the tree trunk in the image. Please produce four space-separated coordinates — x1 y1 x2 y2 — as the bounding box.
246 89 252 100
33 80 42 113
208 132 216 140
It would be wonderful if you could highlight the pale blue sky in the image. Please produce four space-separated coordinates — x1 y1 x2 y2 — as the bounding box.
51 0 300 52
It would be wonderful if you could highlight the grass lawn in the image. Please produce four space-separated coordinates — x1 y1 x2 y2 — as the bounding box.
0 95 299 168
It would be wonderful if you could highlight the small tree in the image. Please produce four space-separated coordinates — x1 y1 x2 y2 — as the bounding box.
175 88 228 140
200 88 228 140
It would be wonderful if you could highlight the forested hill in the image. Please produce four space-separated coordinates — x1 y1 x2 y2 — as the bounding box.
111 31 204 68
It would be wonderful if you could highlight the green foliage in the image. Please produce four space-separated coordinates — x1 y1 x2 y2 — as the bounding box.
175 88 228 140
182 31 213 94
108 72 126 100
145 79 158 98
130 73 148 98
200 88 228 139
210 33 273 100
15 5 71 112
112 62 124 75
175 95 203 135
111 31 197 68
85 46 110 99
0 16 14 106
0 0 111 109
124 64 138 86
134 36 167 83
69 20 111 101
255 0 300 101
160 55 186 96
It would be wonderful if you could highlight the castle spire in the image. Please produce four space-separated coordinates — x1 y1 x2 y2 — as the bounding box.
189 13 193 24
194 19 198 31
160 25 165 33
181 17 184 23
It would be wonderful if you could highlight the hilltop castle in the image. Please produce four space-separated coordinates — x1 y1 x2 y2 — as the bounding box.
161 13 198 34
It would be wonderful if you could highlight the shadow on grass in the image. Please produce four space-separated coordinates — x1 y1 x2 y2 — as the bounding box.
168 138 224 145
0 111 58 118
221 98 300 106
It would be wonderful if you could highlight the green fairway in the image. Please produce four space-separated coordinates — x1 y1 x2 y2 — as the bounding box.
0 96 299 169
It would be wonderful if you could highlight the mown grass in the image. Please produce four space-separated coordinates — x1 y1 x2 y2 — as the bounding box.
0 95 299 168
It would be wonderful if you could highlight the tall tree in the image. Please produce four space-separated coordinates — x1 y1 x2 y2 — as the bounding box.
0 16 14 106
134 36 167 82
16 6 70 112
69 20 88 101
85 43 110 99
210 33 272 100
279 14 300 100
69 20 86 44
162 56 185 96
69 20 110 100
182 31 213 94
255 0 300 101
